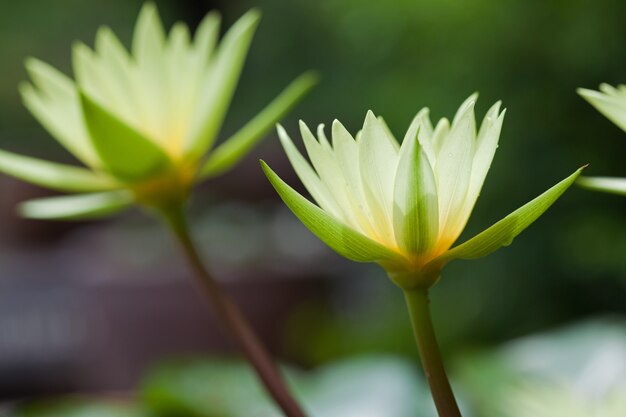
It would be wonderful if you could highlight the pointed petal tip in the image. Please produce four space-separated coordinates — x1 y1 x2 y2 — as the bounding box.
139 1 158 16
71 41 92 59
95 25 114 41
416 107 430 117
577 87 597 98
331 119 351 139
245 7 263 20
298 119 315 138
599 82 614 91
276 124 291 144
236 8 262 29
23 57 41 72
363 110 379 128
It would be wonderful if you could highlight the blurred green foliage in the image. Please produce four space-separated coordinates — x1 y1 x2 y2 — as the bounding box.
12 319 626 416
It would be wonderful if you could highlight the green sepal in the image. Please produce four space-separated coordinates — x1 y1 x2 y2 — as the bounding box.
79 91 171 182
430 166 585 266
200 71 318 179
261 161 405 264
19 191 133 220
0 149 119 192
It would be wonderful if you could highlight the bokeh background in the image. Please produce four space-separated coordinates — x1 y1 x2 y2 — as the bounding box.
0 0 625 416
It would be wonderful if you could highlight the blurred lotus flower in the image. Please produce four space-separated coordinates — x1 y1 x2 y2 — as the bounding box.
577 85 626 196
262 95 583 288
0 3 317 219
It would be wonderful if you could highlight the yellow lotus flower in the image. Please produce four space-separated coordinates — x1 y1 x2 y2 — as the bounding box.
577 84 626 196
262 95 583 289
0 3 316 219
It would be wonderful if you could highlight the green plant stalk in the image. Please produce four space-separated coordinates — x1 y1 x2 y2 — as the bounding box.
404 288 462 417
158 203 307 417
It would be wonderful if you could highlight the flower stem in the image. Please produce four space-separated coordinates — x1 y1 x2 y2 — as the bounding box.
404 288 462 417
158 203 307 417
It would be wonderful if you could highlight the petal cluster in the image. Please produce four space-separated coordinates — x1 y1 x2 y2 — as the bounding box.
577 85 626 196
263 96 583 288
0 3 316 218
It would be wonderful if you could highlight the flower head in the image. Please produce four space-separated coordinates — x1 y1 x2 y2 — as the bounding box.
577 84 626 196
262 95 583 288
0 3 316 219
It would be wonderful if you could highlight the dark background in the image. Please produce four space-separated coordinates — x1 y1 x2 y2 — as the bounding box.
0 0 624 404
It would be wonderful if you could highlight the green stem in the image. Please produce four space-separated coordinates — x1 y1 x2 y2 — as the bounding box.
404 288 462 417
158 203 307 417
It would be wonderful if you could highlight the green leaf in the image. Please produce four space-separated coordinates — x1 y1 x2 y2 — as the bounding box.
142 358 280 417
184 9 261 160
456 319 626 417
577 176 626 196
431 166 584 265
261 161 405 264
142 356 431 417
19 191 133 220
200 71 318 179
0 149 119 192
79 91 171 181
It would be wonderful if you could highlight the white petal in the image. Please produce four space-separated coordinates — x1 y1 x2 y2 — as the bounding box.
393 128 439 254
578 86 626 133
93 27 139 122
358 111 400 246
21 59 100 167
276 125 344 219
435 99 476 249
131 3 169 146
458 102 505 223
431 117 451 157
377 116 400 150
578 176 626 195
192 11 220 72
164 22 194 149
452 92 479 125
404 108 436 166
184 10 260 159
299 121 355 226
331 120 376 236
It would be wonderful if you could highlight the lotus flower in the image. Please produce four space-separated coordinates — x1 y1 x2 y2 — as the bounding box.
262 95 583 288
577 84 626 196
0 3 316 219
